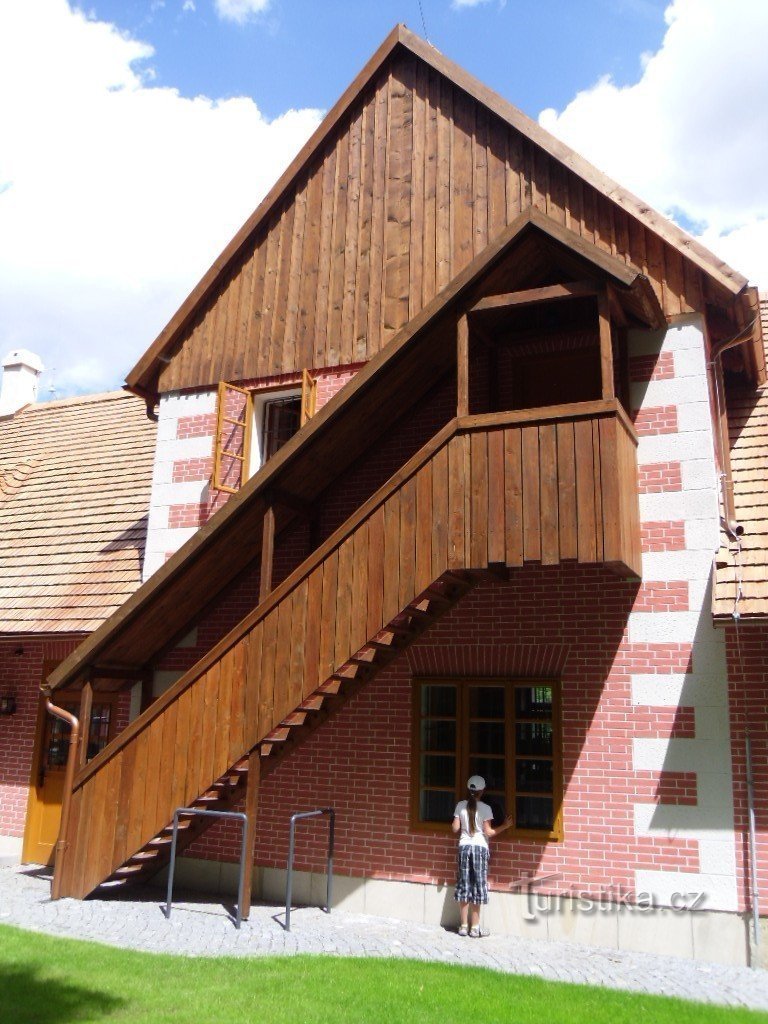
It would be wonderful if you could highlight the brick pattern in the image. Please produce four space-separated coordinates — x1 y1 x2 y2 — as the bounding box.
180 570 704 902
632 581 689 613
632 405 679 436
634 770 698 806
171 457 213 484
631 705 696 739
637 462 682 494
640 521 686 552
176 413 217 440
629 351 675 383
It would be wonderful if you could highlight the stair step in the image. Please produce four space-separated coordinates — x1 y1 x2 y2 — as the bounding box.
264 726 290 742
299 695 325 711
114 864 148 877
350 647 378 665
318 678 344 695
280 711 307 727
129 850 160 862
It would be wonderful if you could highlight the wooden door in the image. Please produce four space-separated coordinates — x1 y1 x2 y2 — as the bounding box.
22 671 118 865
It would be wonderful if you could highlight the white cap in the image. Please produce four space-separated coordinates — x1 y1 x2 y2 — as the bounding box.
467 775 486 792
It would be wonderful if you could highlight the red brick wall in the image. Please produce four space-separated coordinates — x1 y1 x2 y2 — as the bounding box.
725 622 768 913
185 569 705 901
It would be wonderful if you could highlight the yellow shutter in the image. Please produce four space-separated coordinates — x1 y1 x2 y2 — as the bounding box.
300 368 317 426
212 381 253 494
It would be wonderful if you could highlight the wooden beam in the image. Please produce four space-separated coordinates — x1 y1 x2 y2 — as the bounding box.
457 314 469 417
598 289 615 400
470 280 598 315
259 504 275 604
77 682 93 769
241 748 260 920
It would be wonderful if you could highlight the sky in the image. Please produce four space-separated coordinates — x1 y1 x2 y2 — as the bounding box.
1 0 766 399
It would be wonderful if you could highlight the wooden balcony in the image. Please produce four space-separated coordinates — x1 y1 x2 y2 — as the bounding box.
459 399 641 576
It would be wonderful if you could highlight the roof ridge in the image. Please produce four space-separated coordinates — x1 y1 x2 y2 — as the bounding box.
12 390 133 415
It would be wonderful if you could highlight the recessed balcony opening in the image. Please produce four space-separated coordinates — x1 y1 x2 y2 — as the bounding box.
464 288 618 418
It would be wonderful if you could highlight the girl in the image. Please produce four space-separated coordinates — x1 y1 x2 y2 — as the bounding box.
452 775 514 937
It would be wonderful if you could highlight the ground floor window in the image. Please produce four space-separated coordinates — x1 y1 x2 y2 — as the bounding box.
411 678 563 841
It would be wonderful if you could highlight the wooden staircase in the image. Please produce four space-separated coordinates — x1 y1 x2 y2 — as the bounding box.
53 400 640 900
102 572 475 890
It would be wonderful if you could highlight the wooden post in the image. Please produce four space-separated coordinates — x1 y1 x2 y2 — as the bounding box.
241 748 260 920
77 680 93 768
457 314 469 416
598 289 615 400
139 670 153 715
259 503 275 603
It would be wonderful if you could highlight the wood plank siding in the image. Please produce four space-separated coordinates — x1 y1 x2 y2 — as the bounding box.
54 400 638 899
156 49 716 394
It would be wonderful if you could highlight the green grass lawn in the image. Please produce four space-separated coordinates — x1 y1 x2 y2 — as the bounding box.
1 923 765 1024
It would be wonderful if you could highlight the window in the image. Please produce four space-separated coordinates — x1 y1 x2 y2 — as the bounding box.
213 370 317 493
411 678 562 840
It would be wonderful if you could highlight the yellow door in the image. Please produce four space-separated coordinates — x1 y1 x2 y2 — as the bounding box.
22 670 117 865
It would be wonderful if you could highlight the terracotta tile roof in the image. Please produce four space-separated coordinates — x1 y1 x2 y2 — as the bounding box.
0 391 156 633
714 294 768 619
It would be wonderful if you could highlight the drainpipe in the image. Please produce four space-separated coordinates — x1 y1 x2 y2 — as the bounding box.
45 699 80 901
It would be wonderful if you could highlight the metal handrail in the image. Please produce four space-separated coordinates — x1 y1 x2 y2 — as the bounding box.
164 808 249 929
285 808 334 932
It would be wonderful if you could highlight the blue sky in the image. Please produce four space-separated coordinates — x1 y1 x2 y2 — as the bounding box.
0 0 766 399
87 0 669 122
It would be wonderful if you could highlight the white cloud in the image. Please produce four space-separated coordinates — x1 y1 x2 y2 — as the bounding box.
538 0 768 288
0 1 322 397
214 0 270 24
182 0 196 11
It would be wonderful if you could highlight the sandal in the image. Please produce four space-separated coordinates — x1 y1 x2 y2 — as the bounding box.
469 927 489 938
457 925 468 937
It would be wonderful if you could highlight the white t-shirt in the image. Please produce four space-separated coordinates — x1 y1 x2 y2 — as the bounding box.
453 799 493 848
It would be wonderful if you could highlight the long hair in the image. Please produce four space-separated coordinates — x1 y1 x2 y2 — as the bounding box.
466 791 477 834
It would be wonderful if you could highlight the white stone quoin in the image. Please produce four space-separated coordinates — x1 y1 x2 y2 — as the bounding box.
0 349 44 416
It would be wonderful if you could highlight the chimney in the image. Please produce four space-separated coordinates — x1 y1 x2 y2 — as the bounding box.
0 349 44 417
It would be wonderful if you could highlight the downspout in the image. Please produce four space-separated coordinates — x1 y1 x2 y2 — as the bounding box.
45 699 80 901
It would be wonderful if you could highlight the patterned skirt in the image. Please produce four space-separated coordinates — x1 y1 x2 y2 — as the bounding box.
454 845 490 904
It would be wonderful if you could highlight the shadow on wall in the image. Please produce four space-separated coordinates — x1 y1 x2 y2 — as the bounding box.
0 962 124 1024
644 581 738 911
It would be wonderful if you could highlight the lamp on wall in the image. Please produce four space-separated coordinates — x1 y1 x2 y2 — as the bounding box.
0 692 17 715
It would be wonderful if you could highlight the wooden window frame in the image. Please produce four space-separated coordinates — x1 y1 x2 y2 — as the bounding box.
410 676 563 842
212 381 254 494
212 370 317 494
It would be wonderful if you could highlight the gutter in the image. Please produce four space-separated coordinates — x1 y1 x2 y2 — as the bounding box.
45 700 80 901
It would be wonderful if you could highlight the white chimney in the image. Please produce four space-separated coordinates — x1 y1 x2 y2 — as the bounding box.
0 349 44 416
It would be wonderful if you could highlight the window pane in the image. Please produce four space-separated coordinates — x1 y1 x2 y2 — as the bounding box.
263 397 302 460
468 756 504 792
421 685 456 717
515 758 553 793
516 795 554 830
87 703 112 761
420 789 457 823
515 722 553 756
515 685 553 720
421 754 455 788
421 719 456 752
469 721 505 754
469 686 505 719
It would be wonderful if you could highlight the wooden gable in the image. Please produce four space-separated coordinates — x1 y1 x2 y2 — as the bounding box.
127 25 752 400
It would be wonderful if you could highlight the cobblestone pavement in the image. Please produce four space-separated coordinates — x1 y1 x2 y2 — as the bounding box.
2 865 768 1011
